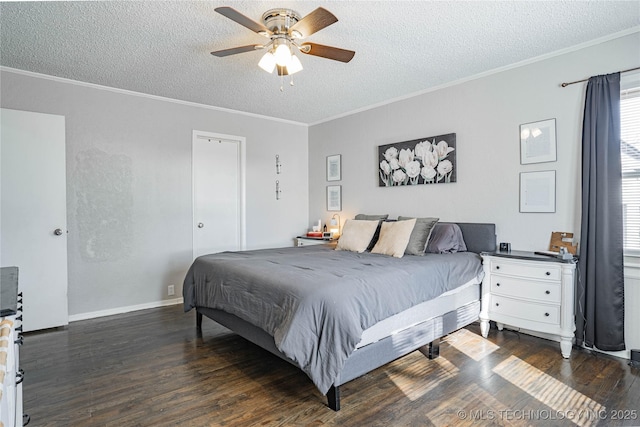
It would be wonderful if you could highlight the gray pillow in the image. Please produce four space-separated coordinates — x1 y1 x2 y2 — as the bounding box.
354 214 389 251
398 216 439 255
425 223 468 253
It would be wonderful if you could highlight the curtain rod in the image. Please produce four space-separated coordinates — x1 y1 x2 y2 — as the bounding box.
561 66 640 87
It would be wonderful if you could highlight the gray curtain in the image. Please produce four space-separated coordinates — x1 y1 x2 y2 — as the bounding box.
576 73 625 351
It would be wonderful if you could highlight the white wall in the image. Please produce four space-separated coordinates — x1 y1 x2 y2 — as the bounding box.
308 32 640 356
0 69 309 318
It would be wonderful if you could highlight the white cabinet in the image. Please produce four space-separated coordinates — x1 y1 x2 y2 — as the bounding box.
1 267 25 426
479 252 576 358
1 316 23 427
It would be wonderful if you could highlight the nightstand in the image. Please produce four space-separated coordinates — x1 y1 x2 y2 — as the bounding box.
295 236 335 247
479 251 577 358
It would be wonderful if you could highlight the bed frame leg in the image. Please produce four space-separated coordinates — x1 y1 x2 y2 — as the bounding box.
428 338 440 359
327 385 340 411
196 310 203 331
419 338 440 360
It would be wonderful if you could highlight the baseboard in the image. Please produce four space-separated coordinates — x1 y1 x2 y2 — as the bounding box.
68 298 184 322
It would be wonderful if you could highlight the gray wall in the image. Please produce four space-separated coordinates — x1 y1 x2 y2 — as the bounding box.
1 70 309 317
309 32 639 251
308 32 640 357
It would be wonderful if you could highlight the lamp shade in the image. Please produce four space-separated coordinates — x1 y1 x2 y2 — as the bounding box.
287 55 303 75
258 52 276 73
274 43 292 67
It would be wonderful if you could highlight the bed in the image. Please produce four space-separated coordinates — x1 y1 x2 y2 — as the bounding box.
183 222 496 410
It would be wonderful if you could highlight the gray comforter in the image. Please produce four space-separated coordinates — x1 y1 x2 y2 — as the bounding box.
183 245 483 394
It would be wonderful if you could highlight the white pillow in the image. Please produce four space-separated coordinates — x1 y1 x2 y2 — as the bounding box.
371 218 417 258
335 220 380 253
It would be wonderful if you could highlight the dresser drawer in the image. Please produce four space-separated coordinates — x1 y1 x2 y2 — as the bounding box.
490 275 561 303
490 259 561 281
490 295 560 325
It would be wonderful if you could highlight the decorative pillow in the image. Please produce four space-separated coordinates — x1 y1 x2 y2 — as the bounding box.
354 214 389 251
335 220 380 253
398 216 440 255
425 223 468 254
371 218 417 258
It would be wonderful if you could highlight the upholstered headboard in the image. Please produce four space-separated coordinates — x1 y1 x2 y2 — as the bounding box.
454 222 496 254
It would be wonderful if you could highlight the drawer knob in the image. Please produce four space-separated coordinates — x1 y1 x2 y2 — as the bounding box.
546 271 551 276
495 303 499 307
496 283 500 287
496 266 500 270
545 290 551 295
544 312 550 317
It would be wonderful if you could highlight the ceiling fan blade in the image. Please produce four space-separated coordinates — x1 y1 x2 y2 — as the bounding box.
215 7 271 36
300 43 355 63
289 7 338 38
210 45 263 57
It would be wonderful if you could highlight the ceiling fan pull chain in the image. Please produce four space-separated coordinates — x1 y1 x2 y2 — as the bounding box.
280 74 284 92
290 75 294 87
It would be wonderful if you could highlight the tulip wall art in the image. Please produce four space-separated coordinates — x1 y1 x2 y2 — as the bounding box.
378 133 456 186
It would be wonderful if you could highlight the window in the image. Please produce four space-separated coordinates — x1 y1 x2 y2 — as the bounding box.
621 84 640 253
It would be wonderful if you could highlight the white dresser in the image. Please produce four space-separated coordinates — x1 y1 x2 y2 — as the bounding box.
1 267 26 426
479 251 577 358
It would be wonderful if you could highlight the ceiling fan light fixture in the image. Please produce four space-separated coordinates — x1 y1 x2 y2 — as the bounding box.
287 54 303 75
258 51 276 73
274 42 292 67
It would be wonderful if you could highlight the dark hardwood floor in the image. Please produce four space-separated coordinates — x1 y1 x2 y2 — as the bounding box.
22 305 639 426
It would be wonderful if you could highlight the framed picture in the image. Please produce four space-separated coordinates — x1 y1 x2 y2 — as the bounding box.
520 170 556 213
327 154 341 181
520 118 557 164
378 133 456 186
327 185 342 211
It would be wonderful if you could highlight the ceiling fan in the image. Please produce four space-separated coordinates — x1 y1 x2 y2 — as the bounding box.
210 6 355 77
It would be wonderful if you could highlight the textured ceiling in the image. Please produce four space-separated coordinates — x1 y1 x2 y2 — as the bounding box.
1 1 639 124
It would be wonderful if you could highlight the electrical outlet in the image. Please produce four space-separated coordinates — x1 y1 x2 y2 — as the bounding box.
168 285 175 296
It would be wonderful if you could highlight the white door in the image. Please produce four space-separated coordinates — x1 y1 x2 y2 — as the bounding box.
192 131 245 259
1 108 68 331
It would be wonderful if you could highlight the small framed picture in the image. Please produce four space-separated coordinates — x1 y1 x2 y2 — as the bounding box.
327 185 342 211
520 118 557 164
520 170 556 213
327 154 341 181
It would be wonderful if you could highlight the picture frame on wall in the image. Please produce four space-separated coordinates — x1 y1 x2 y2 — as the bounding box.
327 154 341 181
378 133 456 186
520 118 557 164
520 170 556 213
327 185 342 211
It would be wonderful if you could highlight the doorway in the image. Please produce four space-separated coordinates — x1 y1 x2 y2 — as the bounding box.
192 131 246 259
1 108 69 331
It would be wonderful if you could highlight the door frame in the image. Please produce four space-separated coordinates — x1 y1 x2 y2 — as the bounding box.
192 130 246 259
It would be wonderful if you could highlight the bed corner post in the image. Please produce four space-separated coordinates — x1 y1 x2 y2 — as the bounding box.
196 310 203 331
327 385 341 411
